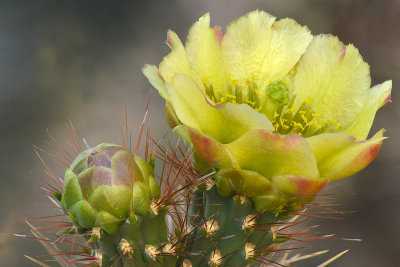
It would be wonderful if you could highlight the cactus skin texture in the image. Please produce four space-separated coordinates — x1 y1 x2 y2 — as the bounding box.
59 142 299 267
182 187 279 267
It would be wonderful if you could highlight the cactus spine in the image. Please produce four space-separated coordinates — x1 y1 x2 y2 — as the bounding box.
54 141 302 267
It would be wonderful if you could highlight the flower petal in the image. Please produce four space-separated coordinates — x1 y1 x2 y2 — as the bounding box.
292 34 371 130
225 129 320 179
344 80 392 140
173 125 237 169
222 11 312 93
272 175 328 199
167 73 273 143
317 129 386 181
165 74 206 132
185 13 227 93
306 133 356 164
142 64 169 100
165 102 180 128
218 168 274 197
214 102 274 142
159 30 191 84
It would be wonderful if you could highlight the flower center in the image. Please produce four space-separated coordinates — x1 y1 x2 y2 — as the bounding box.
202 75 264 111
202 77 341 137
272 94 341 137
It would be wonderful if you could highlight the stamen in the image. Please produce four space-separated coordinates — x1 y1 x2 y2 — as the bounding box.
271 93 339 137
202 75 265 110
225 93 236 99
202 76 340 137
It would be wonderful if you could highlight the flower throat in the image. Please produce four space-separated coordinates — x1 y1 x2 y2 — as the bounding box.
202 78 341 137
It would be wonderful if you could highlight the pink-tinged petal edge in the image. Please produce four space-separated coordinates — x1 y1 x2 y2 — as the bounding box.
287 177 328 199
156 69 165 81
384 93 392 105
187 127 234 168
166 31 174 48
214 26 223 44
339 45 347 59
325 137 384 181
352 140 383 170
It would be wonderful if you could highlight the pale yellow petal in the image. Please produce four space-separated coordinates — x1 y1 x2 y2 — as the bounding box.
165 73 209 132
142 64 168 100
317 129 385 181
185 13 227 93
292 34 371 130
222 11 312 98
344 80 392 140
306 133 355 164
167 73 273 143
226 130 320 179
159 30 190 83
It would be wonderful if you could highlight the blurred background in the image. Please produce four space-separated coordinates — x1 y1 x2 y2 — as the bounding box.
0 0 399 266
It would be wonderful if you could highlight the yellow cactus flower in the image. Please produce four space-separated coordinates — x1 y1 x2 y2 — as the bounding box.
143 10 391 211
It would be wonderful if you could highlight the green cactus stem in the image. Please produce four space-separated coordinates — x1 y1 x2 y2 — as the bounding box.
182 186 281 267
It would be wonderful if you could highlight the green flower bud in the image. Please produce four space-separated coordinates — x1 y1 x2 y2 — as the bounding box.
61 143 159 233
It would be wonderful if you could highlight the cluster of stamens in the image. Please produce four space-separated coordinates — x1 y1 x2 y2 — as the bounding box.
272 95 341 137
203 75 263 111
203 76 342 137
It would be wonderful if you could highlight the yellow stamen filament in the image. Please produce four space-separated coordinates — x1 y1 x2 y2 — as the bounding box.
246 76 255 85
225 93 236 99
203 75 263 110
245 99 256 105
271 95 341 137
301 114 308 123
202 76 210 85
202 75 341 137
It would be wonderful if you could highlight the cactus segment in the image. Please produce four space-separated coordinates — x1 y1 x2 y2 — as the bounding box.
184 187 279 266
